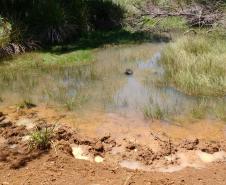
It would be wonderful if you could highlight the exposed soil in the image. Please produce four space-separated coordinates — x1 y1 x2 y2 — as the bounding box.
0 105 226 185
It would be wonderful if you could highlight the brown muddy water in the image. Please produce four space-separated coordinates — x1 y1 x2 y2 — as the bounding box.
0 43 226 142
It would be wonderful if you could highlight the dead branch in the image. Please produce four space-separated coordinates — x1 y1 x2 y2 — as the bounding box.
132 1 224 28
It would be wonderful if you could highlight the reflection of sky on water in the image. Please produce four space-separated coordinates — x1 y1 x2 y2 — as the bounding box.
113 52 216 116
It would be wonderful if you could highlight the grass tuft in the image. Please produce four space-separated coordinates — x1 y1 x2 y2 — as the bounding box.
17 100 36 109
143 104 167 120
29 126 53 150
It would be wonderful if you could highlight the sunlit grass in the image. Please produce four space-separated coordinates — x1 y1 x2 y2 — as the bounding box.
29 126 54 150
143 16 187 31
160 35 226 96
2 49 93 66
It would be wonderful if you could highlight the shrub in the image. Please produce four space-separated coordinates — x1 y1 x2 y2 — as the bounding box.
0 0 125 44
0 17 12 47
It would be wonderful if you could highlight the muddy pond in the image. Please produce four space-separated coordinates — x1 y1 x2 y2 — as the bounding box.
0 43 226 142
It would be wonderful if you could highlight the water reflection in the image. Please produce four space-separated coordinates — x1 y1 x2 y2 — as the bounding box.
0 43 226 121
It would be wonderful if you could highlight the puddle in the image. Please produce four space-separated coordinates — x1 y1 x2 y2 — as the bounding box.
0 43 226 154
1 43 226 122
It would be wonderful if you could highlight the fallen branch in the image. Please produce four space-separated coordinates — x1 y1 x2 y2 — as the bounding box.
132 1 224 28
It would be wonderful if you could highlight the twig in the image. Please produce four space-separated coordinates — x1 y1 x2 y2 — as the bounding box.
150 132 168 143
123 174 133 185
51 141 58 155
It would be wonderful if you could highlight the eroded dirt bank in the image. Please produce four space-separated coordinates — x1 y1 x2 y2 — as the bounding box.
0 105 226 185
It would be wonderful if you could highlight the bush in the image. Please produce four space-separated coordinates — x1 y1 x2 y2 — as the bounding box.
0 17 12 47
0 0 125 44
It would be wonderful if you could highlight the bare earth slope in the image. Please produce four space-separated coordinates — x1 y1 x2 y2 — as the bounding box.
0 105 226 185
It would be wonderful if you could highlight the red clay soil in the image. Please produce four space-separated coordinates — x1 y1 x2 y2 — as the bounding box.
0 106 226 185
1 152 226 185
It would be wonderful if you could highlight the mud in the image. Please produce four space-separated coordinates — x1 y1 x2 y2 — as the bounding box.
0 106 226 184
0 106 225 169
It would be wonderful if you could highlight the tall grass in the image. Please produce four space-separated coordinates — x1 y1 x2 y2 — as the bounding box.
160 35 226 96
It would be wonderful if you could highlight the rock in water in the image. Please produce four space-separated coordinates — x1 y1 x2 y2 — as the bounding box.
125 69 133 75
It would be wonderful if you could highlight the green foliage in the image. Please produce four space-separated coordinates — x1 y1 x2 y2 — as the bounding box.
213 102 226 121
17 99 36 109
5 50 93 66
160 35 226 96
0 17 12 47
143 16 188 31
190 99 208 119
29 126 53 150
0 0 125 44
143 104 167 120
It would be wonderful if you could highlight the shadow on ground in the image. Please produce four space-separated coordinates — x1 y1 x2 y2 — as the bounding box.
49 30 171 54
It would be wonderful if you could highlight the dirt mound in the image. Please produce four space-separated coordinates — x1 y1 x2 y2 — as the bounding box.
0 107 226 173
1 107 226 184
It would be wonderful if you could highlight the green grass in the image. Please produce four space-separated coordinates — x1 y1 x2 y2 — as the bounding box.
17 99 36 109
143 16 188 31
160 35 226 96
143 104 168 120
190 99 208 119
2 49 94 66
213 102 226 122
29 126 53 150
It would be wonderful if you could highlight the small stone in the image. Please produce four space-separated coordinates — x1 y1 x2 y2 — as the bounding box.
126 143 136 150
125 69 133 75
94 142 104 152
0 116 5 122
100 134 111 142
94 156 104 163
0 151 8 162
0 119 12 128
10 158 26 169
51 178 56 182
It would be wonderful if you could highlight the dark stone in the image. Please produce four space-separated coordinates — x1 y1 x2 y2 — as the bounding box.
0 116 5 122
0 119 12 128
125 69 133 75
94 141 104 152
126 143 136 150
100 134 111 142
